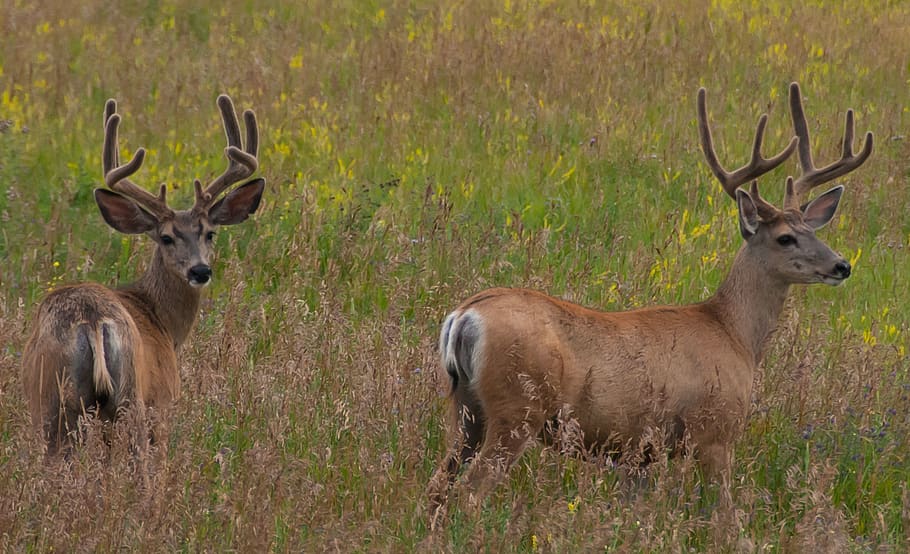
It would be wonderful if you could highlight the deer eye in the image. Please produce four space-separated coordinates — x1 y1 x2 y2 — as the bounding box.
777 234 796 246
160 234 175 245
205 231 216 242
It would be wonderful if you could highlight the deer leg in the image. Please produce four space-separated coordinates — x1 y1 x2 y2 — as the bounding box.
698 441 751 547
455 412 546 512
696 441 734 510
45 403 80 459
427 391 485 527
452 348 558 510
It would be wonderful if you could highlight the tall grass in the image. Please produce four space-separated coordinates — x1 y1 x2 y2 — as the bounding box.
1 0 909 550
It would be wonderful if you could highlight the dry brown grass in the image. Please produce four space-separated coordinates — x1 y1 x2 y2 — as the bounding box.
2 0 910 550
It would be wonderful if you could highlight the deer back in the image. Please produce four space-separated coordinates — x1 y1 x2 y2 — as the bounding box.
445 288 753 446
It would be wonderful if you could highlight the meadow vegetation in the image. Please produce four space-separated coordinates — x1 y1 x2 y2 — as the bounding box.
1 0 909 550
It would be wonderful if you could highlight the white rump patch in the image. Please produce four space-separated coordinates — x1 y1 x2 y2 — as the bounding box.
443 309 485 384
439 311 458 366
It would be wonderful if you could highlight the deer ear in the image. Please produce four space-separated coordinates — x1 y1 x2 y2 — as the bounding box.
94 189 158 234
802 185 843 230
735 188 760 238
208 178 265 226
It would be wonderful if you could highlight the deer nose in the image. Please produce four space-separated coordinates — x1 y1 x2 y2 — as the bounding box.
834 260 851 278
188 264 212 286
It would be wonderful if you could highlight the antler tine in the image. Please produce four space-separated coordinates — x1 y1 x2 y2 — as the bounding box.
748 180 780 220
697 87 798 199
243 109 259 159
219 94 243 148
103 99 118 167
196 95 259 212
787 82 874 206
101 100 171 217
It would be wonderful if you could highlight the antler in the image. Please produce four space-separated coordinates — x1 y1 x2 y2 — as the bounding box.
747 180 782 220
193 95 259 213
102 99 173 218
785 82 874 209
697 87 798 199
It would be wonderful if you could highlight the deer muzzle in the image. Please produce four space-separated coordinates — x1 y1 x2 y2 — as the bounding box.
818 259 851 286
188 264 213 287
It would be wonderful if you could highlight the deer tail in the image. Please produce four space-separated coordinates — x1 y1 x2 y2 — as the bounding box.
439 309 483 394
75 321 118 399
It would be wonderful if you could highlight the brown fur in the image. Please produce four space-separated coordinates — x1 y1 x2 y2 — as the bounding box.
21 95 263 456
429 83 872 517
430 212 847 512
22 260 189 455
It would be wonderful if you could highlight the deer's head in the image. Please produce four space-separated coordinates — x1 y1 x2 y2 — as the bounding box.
697 82 873 286
94 96 264 288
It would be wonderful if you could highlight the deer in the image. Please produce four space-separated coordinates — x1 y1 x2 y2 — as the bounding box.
21 94 265 456
427 82 873 518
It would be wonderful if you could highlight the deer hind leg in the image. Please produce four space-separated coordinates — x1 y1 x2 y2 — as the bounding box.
45 386 81 459
44 358 86 458
427 387 485 526
456 411 547 511
452 336 561 510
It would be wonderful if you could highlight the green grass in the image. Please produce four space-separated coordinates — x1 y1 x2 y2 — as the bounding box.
2 0 910 550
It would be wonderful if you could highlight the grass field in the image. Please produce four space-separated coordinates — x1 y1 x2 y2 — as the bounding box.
1 0 909 551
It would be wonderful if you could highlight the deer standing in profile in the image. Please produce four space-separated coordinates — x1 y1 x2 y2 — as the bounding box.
22 95 265 456
428 83 872 517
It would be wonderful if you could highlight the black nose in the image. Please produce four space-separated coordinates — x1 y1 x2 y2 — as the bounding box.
834 260 851 278
188 264 212 284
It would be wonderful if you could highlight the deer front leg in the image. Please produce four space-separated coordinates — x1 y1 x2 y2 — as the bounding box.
698 443 732 502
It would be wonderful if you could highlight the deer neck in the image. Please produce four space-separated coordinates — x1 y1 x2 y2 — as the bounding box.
130 247 202 350
705 245 791 366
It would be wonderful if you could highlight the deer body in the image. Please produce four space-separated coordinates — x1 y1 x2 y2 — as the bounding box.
429 83 872 516
443 289 754 461
22 278 185 450
22 95 264 455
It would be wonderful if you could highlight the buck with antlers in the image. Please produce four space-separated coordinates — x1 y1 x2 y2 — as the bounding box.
428 82 872 515
22 95 264 456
